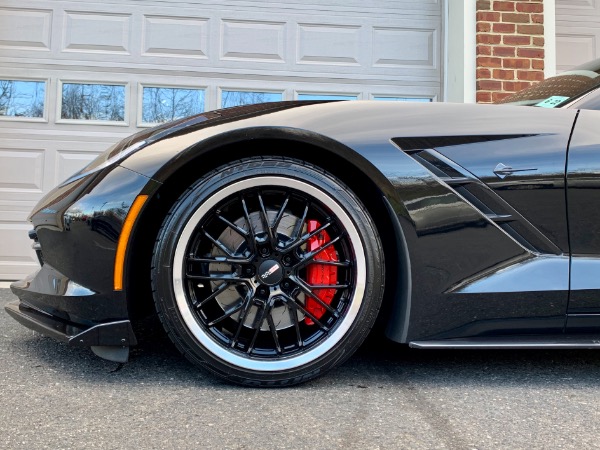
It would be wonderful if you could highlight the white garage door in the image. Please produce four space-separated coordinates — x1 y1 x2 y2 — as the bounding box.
556 0 600 71
0 0 443 280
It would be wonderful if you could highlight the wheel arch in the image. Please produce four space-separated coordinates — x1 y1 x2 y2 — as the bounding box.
125 127 411 338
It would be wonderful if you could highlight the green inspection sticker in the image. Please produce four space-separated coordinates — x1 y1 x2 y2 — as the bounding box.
535 96 570 108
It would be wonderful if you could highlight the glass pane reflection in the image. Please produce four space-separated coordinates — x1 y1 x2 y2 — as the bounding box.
0 80 45 118
142 86 205 124
221 90 282 108
297 94 357 101
61 83 126 121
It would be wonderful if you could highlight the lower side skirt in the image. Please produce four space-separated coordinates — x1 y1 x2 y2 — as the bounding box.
410 335 600 349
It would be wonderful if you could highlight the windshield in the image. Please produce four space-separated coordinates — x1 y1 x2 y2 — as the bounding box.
498 58 600 108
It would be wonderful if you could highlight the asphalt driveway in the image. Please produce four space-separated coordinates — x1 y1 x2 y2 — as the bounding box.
2 287 600 450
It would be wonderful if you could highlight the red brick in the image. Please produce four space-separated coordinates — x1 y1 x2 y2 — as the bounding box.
532 59 545 70
531 13 544 24
493 1 515 11
478 45 492 56
532 36 544 47
476 33 502 45
517 24 544 35
477 56 503 68
516 2 543 13
502 12 531 23
503 58 531 69
517 70 545 81
477 68 492 79
494 46 516 57
478 80 503 90
477 0 491 10
493 69 516 80
477 22 492 32
477 91 493 103
503 35 531 45
477 11 501 22
517 47 544 58
492 91 514 102
504 81 532 92
477 34 502 45
493 23 516 33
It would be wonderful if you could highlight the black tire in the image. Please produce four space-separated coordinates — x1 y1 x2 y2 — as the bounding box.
151 157 384 386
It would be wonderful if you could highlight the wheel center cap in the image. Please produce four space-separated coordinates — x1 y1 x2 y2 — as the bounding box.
258 259 283 286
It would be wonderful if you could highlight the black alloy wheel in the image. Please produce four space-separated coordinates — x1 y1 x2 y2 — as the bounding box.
152 157 384 386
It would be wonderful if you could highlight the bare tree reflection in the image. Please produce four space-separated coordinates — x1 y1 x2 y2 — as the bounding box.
142 87 204 124
61 83 125 121
221 90 282 108
0 80 45 118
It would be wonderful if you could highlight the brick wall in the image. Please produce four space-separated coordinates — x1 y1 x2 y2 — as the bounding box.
476 0 544 103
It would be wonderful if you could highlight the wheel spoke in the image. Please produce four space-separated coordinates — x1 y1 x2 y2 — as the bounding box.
202 229 236 258
310 259 352 267
271 194 290 243
188 255 251 265
284 220 333 253
289 276 339 316
216 213 249 238
266 304 282 354
290 201 309 243
241 195 257 252
288 303 304 348
304 284 349 289
293 234 343 269
247 300 271 355
207 301 245 327
194 281 231 309
281 292 329 331
186 272 247 283
230 291 254 348
257 192 276 247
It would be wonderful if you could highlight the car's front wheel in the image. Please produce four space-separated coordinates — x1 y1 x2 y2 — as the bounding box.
151 157 384 386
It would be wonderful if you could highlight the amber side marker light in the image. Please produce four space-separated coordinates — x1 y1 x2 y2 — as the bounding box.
114 194 149 291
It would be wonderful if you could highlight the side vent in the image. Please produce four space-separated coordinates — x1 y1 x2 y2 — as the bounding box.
399 146 561 255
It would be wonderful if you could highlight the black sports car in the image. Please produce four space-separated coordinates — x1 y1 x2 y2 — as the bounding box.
7 59 600 386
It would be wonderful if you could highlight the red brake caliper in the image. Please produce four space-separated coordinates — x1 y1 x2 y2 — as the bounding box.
305 220 338 325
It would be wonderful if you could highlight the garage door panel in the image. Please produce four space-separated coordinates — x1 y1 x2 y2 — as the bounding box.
0 223 38 280
556 32 598 70
142 15 209 58
0 7 52 51
557 1 600 70
63 11 132 55
557 0 599 14
0 148 45 193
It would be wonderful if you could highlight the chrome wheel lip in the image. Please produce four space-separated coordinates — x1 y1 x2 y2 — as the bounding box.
172 176 367 372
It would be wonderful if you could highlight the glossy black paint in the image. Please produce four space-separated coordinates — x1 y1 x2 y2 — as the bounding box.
565 109 600 320
8 99 600 354
11 165 159 325
121 101 578 341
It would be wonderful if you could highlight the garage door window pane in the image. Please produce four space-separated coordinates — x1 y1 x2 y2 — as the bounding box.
0 80 45 118
142 87 205 124
373 96 432 102
297 94 357 101
61 83 126 121
221 90 282 108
